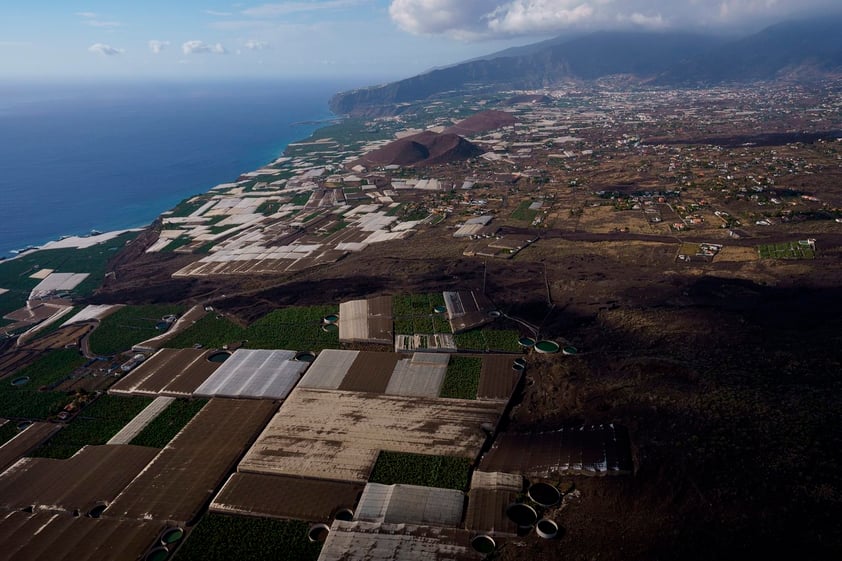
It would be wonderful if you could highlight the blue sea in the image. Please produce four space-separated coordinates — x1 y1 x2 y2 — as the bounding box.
0 80 350 257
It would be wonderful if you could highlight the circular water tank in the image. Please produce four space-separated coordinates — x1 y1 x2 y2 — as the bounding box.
207 351 231 363
506 502 538 527
334 508 354 522
535 340 560 354
145 547 169 561
295 351 316 363
471 534 496 554
160 527 184 545
308 523 330 543
527 482 561 507
536 519 559 539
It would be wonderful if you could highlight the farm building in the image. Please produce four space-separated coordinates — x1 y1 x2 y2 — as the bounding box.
299 350 449 397
210 473 363 523
109 348 221 398
107 398 277 523
0 511 166 561
338 296 393 345
0 422 62 473
238 387 505 483
479 424 634 476
453 215 493 238
464 471 523 536
317 521 481 561
0 445 159 515
353 483 464 527
443 290 497 333
193 349 309 400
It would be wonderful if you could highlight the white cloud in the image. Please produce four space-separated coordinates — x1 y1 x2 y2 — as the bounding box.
244 39 270 50
148 40 170 54
616 12 667 29
76 11 122 28
88 43 124 56
204 9 233 16
182 40 227 54
243 0 362 18
388 0 841 39
487 1 596 34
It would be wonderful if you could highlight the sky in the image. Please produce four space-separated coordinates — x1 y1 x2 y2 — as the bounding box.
0 1 837 83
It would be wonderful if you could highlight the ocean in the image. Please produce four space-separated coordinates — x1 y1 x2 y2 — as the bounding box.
0 80 347 257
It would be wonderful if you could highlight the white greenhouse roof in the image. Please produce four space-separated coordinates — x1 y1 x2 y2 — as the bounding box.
354 483 464 527
193 349 308 399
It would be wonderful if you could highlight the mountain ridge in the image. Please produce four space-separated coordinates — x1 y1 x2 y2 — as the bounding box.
330 15 842 116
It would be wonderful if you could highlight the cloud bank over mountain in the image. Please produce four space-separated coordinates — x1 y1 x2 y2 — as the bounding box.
389 0 840 39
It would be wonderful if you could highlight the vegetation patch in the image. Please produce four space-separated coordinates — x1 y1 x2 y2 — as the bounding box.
32 395 152 459
0 421 21 447
393 293 451 335
256 201 283 216
168 305 340 351
161 236 192 253
174 514 321 561
439 356 482 399
369 451 471 491
0 231 138 317
511 200 539 222
0 349 85 419
165 314 244 349
88 304 185 356
129 399 207 448
757 241 816 260
290 192 312 206
454 329 520 352
167 197 210 218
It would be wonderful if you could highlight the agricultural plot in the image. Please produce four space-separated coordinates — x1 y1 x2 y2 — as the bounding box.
88 304 184 356
210 473 364 523
0 511 165 561
193 350 307 400
757 240 816 260
109 348 220 397
510 199 540 222
443 290 497 333
0 231 137 318
128 399 207 448
106 399 277 523
369 451 472 491
0 348 85 420
239 388 504 483
354 483 465 527
392 293 451 335
439 357 482 400
0 422 62 473
0 421 19 446
338 296 393 345
677 242 723 263
32 395 152 459
453 328 521 352
167 305 340 351
171 514 322 561
0 444 159 515
319 520 478 561
480 424 634 476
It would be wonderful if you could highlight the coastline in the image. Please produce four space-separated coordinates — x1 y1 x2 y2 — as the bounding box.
0 81 341 258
